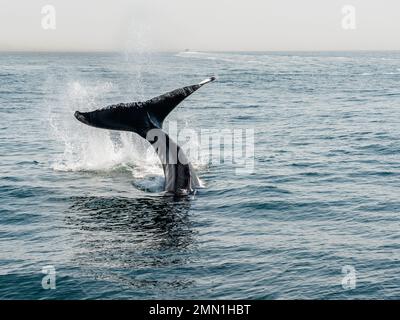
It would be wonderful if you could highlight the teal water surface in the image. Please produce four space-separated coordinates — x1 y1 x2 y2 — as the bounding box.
1 51 400 299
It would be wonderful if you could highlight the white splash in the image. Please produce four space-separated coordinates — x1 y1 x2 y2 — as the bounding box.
48 81 163 187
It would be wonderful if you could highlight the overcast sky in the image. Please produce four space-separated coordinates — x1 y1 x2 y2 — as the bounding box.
0 0 399 51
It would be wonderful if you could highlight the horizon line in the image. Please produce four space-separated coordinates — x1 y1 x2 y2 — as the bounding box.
1 49 400 54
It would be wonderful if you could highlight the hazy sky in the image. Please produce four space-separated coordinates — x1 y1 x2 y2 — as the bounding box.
0 0 399 51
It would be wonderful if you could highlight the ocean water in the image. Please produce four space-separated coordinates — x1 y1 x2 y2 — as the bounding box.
1 51 400 299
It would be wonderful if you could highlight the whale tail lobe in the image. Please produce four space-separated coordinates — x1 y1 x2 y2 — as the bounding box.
74 77 216 135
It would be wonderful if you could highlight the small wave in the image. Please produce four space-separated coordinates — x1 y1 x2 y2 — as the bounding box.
360 71 400 76
176 50 204 55
175 51 237 63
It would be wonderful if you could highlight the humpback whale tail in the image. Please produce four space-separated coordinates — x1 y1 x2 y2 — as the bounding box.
74 77 216 195
74 76 216 135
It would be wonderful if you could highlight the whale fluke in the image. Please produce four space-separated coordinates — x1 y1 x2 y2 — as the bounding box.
74 77 216 195
74 77 216 136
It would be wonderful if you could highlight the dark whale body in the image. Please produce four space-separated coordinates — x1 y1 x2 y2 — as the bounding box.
74 77 216 196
